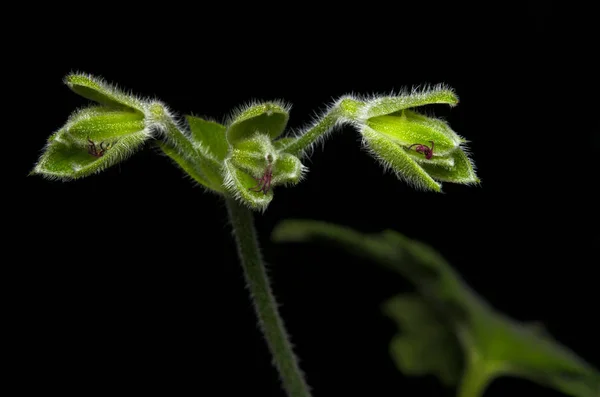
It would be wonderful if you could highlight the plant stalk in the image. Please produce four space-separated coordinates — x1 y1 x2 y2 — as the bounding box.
457 359 494 397
282 98 364 157
225 196 311 397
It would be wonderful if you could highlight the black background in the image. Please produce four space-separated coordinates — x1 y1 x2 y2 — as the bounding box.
14 1 598 396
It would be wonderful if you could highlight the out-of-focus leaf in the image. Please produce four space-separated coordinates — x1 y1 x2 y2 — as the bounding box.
272 219 600 397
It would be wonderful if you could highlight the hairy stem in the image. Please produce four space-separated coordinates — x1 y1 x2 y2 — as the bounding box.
157 115 225 192
283 98 364 157
225 197 311 397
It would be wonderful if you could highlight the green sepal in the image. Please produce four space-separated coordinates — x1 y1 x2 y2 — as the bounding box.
226 101 290 145
234 133 274 156
408 151 454 168
186 115 229 161
65 73 145 112
64 106 145 142
223 159 273 211
271 153 304 185
31 129 148 180
366 110 460 156
229 133 275 176
364 86 458 119
230 134 304 186
383 294 463 386
361 126 441 192
421 148 479 184
415 112 468 145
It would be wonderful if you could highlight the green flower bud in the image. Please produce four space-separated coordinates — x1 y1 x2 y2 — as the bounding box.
31 73 166 180
223 133 304 211
32 105 149 180
358 87 478 191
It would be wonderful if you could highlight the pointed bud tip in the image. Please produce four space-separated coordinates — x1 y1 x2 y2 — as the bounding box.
64 73 101 89
62 72 144 112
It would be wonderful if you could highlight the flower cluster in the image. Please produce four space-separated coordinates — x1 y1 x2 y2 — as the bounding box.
32 74 478 212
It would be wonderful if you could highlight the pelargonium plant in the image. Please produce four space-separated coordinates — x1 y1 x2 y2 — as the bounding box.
31 73 479 397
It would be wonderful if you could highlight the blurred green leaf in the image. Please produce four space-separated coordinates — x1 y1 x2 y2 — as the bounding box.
383 293 463 386
272 219 600 397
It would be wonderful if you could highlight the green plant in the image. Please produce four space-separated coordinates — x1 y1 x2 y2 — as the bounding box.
31 73 479 397
271 219 600 397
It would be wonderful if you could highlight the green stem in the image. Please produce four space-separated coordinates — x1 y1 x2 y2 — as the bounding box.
457 359 494 397
225 197 311 397
150 112 226 192
283 98 364 157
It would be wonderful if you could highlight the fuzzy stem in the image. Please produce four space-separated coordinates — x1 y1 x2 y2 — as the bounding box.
225 196 311 397
283 98 364 157
153 113 225 192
